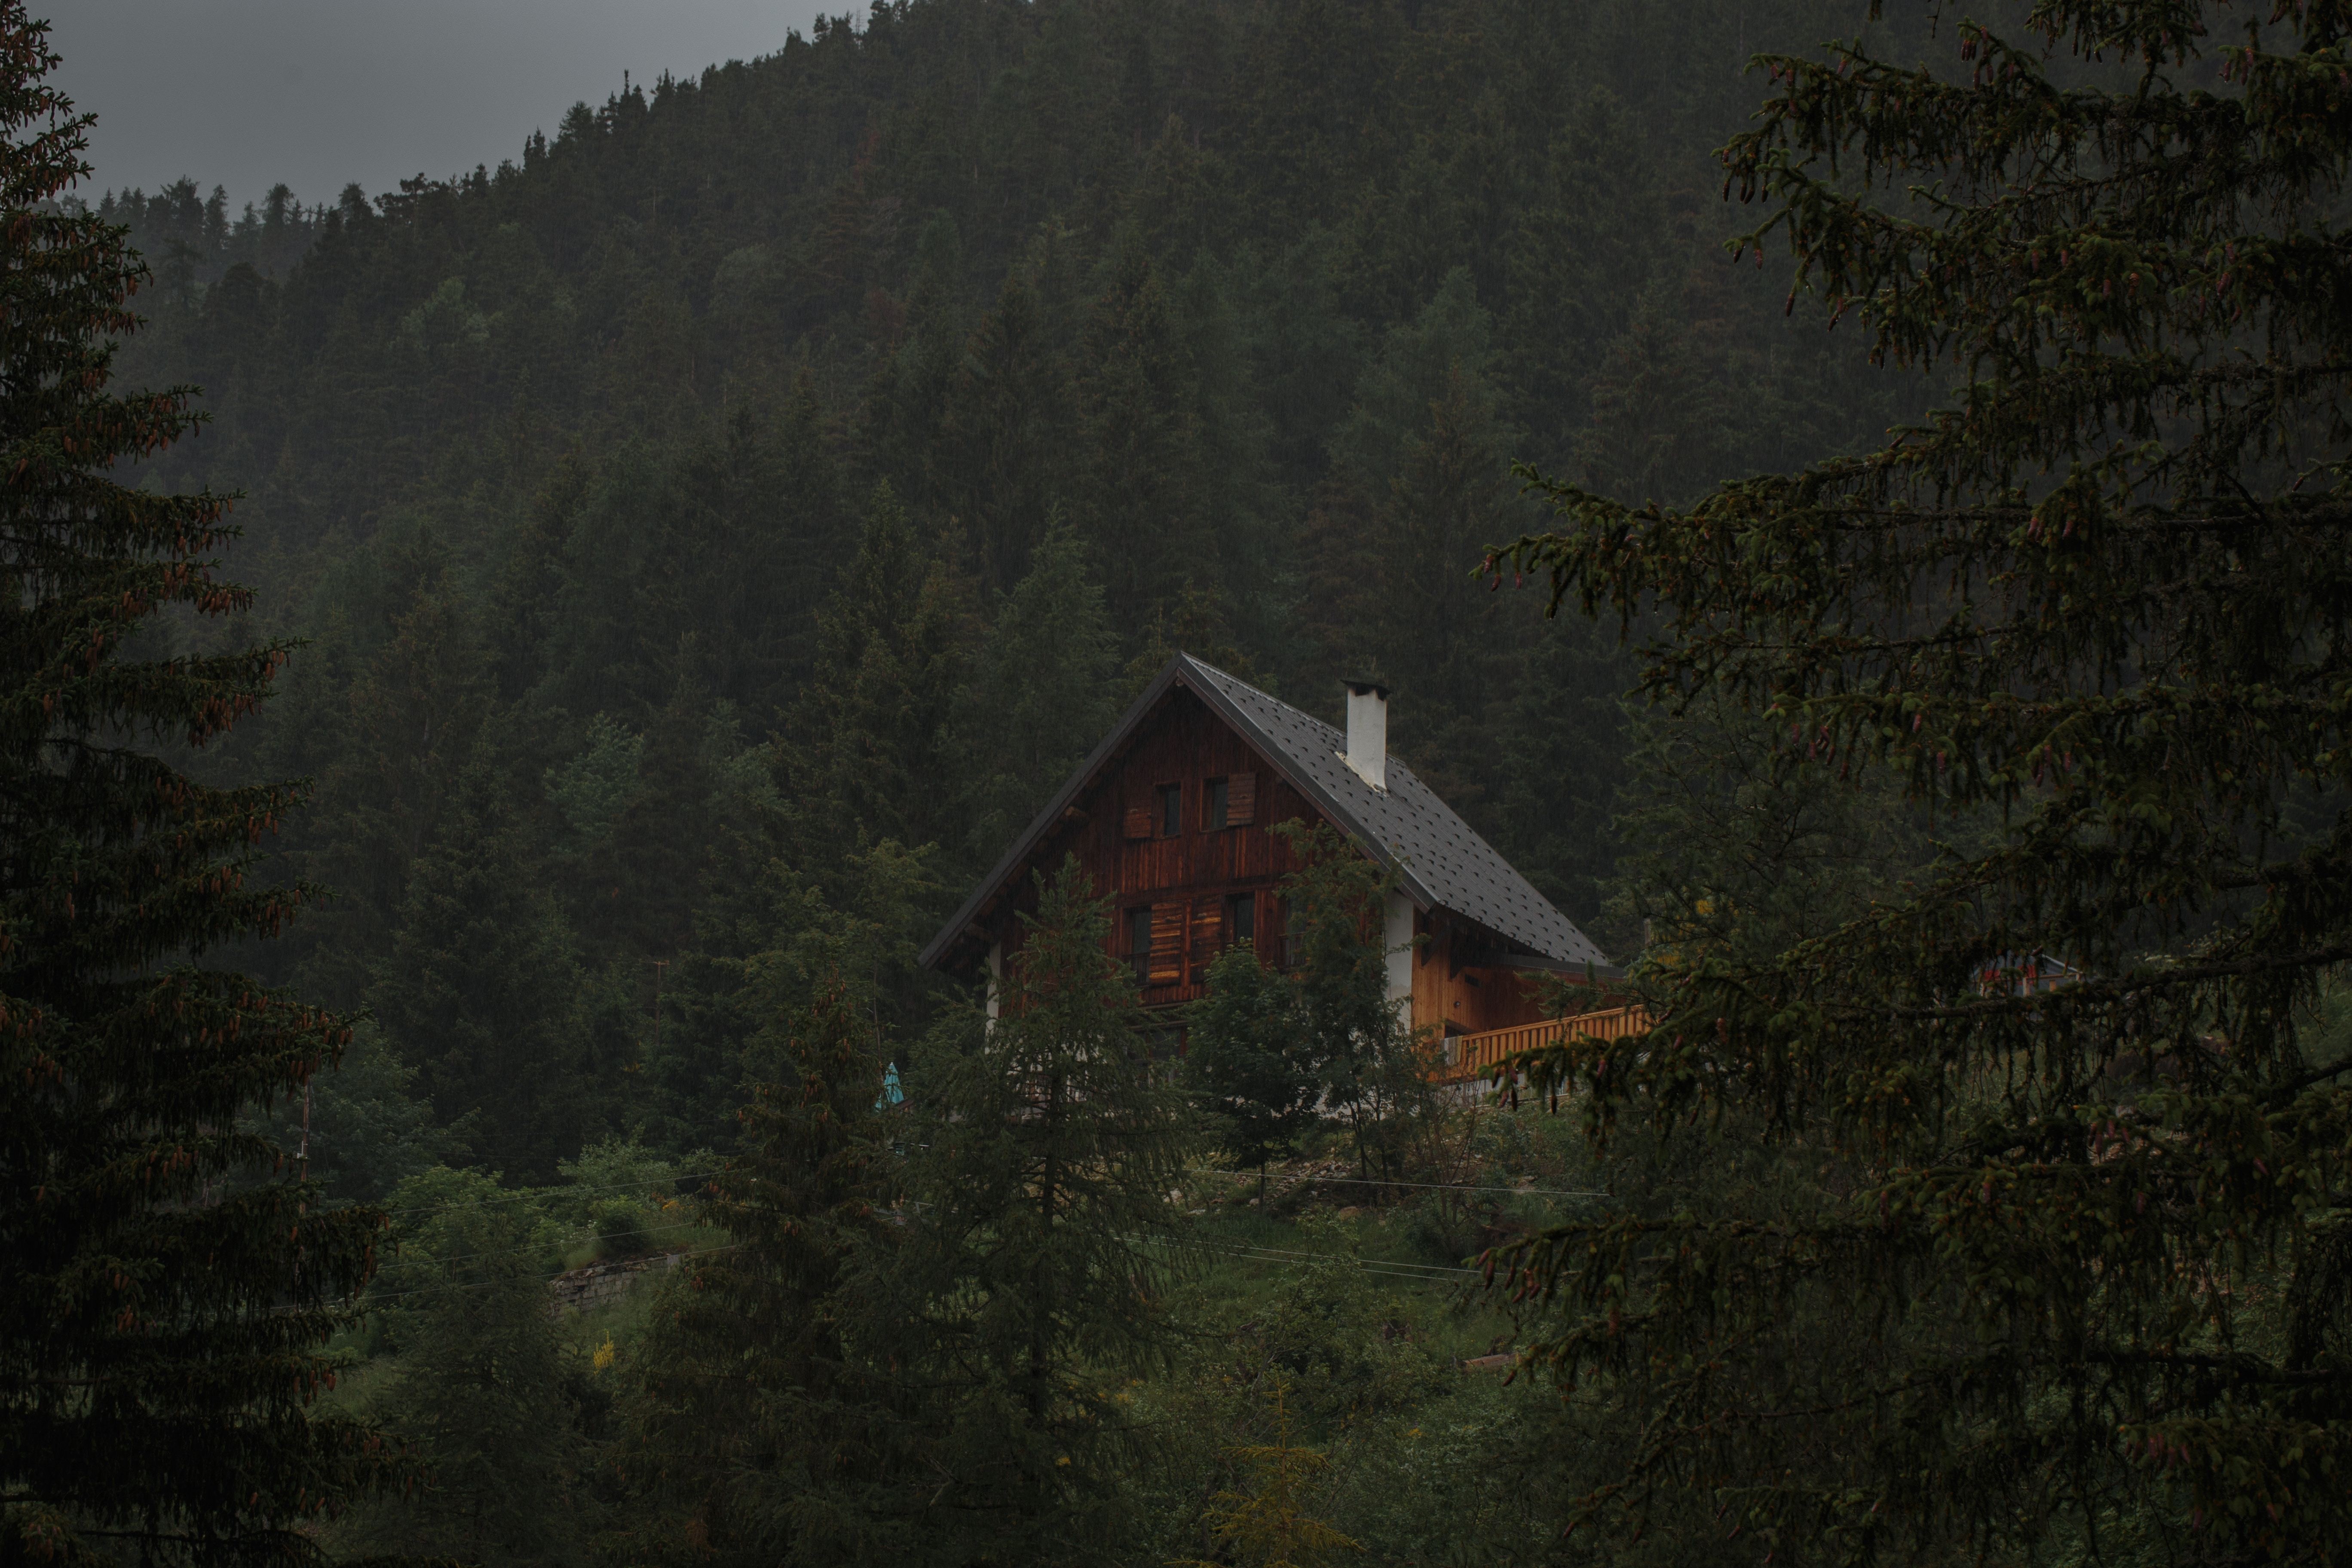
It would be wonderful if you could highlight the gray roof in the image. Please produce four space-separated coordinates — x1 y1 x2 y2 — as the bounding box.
919 652 1614 974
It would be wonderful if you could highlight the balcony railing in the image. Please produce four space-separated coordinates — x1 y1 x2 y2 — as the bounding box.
1436 1004 1651 1084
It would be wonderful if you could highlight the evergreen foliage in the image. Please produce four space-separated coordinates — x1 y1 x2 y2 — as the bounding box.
49 0 1914 1170
1494 2 2352 1560
0 12 396 1559
21 1 2205 1557
960 517 1122 861
1186 944 1320 1188
371 745 590 1182
876 859 1200 1565
618 977 908 1567
776 482 974 886
1272 824 1438 1188
1176 1389 1363 1568
340 1167 584 1566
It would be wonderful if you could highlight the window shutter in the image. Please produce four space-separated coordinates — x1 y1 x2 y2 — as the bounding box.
1190 897 1222 973
1124 799 1152 840
1148 903 1184 986
1228 772 1257 825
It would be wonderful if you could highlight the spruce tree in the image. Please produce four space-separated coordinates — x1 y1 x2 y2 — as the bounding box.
618 976 912 1567
1272 823 1429 1189
337 1167 581 1567
776 482 974 882
939 266 1070 599
877 859 1199 1566
0 13 395 1560
1185 945 1317 1197
1494 4 2352 1561
960 518 1120 864
370 744 588 1182
1074 229 1209 633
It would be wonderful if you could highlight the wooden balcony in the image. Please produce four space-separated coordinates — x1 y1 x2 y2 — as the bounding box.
1435 1004 1651 1085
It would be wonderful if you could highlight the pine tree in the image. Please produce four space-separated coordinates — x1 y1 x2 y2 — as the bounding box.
1494 5 2352 1561
303 554 490 1009
939 266 1072 599
579 678 725 963
876 858 1199 1566
370 744 589 1182
1074 228 1208 634
1499 88 1659 458
1271 824 1429 1189
1319 270 1531 790
618 977 913 1567
876 210 971 516
0 13 397 1560
337 1167 581 1566
1185 945 1317 1198
777 482 974 882
486 457 590 704
1176 1389 1363 1568
961 518 1120 863
1483 614 1632 929
769 369 851 693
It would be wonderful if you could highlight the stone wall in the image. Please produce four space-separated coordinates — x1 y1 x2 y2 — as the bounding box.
547 1250 683 1317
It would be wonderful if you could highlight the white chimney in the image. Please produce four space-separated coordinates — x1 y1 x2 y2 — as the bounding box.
1342 677 1390 792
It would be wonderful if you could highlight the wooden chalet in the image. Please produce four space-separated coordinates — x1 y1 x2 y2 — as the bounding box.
919 653 1627 1082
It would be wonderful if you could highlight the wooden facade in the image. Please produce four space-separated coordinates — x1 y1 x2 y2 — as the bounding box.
943 684 1569 1041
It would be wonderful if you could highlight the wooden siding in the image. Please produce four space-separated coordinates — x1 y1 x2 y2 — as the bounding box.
1412 935 1544 1036
970 687 1324 1007
959 684 1605 1055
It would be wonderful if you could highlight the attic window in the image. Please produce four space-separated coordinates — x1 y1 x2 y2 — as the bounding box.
1157 783 1182 837
1204 777 1229 830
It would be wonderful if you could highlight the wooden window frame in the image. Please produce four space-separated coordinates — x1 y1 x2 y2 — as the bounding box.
1156 781 1183 838
1226 891 1256 949
1204 776 1230 831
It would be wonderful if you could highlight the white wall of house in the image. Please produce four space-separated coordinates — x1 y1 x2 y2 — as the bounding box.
1384 891 1414 1014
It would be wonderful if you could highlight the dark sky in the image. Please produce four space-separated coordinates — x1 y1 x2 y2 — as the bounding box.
50 0 833 211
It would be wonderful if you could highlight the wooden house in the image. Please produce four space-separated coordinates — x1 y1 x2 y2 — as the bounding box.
919 653 1624 1080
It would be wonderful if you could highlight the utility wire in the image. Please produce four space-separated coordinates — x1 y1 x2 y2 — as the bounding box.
1183 1168 1610 1200
1191 1240 1478 1280
375 1214 1485 1298
350 1166 1602 1229
386 1214 722 1271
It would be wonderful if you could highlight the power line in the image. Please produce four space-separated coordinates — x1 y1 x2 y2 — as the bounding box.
1184 1168 1610 1200
1190 1240 1478 1281
388 1214 720 1271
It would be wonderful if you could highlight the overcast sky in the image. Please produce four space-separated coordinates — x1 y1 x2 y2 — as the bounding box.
50 0 836 211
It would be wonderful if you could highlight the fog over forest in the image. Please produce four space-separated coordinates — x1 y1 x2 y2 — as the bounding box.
10 3 2352 1566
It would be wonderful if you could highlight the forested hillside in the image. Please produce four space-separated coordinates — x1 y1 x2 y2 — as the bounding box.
23 1 2352 1563
92 0 1902 1185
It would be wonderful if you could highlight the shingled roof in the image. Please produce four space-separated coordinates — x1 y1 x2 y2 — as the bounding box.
919 652 1614 976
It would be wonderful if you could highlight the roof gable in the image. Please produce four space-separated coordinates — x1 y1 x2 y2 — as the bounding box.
919 653 1612 974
